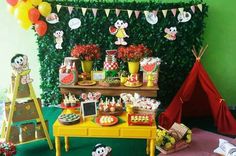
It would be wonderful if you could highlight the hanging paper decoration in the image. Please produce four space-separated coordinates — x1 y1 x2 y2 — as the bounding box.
144 10 149 16
152 10 158 16
115 9 120 17
53 30 64 49
197 4 203 12
178 7 184 14
164 27 177 41
162 9 168 18
68 6 74 15
134 10 140 19
68 18 81 30
145 12 158 25
81 7 87 16
46 13 59 24
177 11 191 23
56 4 61 13
171 8 177 16
127 10 133 18
109 19 129 45
105 9 110 17
190 5 195 13
92 8 98 17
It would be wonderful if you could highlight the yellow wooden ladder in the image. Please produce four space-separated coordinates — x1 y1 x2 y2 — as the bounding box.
1 69 53 149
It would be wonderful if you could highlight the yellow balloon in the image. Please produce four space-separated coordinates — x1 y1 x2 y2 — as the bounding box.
7 4 16 15
30 0 42 6
38 2 51 17
14 1 33 21
18 20 32 30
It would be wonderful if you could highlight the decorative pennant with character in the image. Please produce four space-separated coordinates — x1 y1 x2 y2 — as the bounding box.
53 30 64 49
164 27 177 41
109 20 129 45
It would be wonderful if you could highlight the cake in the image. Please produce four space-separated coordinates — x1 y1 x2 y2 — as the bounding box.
124 74 142 87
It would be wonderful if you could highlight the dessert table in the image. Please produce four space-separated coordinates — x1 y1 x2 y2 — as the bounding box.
59 83 159 97
53 111 157 156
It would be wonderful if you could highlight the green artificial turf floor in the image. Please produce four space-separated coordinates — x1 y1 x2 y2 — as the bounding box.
1 106 235 156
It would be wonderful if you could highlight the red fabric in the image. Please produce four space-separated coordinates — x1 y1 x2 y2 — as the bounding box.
158 61 236 135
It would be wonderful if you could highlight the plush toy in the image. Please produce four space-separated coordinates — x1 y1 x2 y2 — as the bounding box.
109 20 129 45
53 30 64 49
92 143 112 156
11 54 33 84
164 27 177 41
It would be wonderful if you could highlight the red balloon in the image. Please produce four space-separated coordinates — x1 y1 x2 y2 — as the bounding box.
29 8 40 23
6 0 18 6
35 20 47 36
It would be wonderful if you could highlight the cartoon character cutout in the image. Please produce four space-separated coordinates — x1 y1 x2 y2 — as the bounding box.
11 54 33 84
164 27 177 41
53 30 64 49
109 20 129 45
92 143 112 156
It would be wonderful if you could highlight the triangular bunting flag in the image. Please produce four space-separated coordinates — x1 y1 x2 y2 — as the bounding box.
171 8 177 16
81 7 87 16
68 6 74 15
115 9 121 17
56 5 62 13
134 10 140 19
105 9 110 17
152 10 158 16
127 10 133 18
178 7 184 14
92 8 98 17
144 10 149 16
162 9 168 18
191 5 196 13
197 4 203 12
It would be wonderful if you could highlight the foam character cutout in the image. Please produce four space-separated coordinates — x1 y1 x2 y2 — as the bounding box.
11 54 33 84
92 144 112 156
53 30 64 49
164 27 177 41
109 20 129 45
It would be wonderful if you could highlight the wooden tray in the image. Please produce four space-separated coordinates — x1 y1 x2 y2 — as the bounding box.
98 81 120 87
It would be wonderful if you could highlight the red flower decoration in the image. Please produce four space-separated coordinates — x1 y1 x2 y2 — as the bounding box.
117 44 152 62
71 44 101 61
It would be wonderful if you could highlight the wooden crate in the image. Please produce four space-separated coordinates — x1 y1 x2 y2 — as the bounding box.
5 98 41 122
20 123 35 142
8 126 20 144
35 120 49 139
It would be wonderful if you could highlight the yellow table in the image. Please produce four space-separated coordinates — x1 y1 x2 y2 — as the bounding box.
53 111 157 156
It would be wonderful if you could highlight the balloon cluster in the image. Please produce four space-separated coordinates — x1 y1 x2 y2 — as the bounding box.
6 0 52 36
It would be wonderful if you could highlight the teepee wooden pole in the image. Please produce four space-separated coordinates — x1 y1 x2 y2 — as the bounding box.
192 46 198 59
199 44 208 58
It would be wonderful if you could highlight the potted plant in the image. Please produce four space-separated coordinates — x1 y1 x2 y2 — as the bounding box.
117 44 152 74
71 44 101 73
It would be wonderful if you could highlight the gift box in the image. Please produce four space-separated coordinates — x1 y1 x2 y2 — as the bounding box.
9 126 20 144
156 123 192 154
5 98 41 123
20 123 35 142
10 75 30 98
35 120 49 139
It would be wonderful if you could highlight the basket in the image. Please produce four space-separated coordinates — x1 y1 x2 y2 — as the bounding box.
98 110 123 116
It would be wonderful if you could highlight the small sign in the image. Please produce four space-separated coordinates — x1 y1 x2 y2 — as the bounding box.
169 122 188 141
81 100 97 118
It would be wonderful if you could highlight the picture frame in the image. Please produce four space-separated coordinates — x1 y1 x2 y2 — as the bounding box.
91 71 105 81
81 100 97 118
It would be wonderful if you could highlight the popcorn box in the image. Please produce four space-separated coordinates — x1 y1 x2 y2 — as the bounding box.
35 120 49 139
5 98 41 122
142 71 159 84
20 123 35 142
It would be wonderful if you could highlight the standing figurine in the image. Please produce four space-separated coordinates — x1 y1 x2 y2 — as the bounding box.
53 30 64 49
92 143 112 156
109 20 129 45
11 54 33 84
